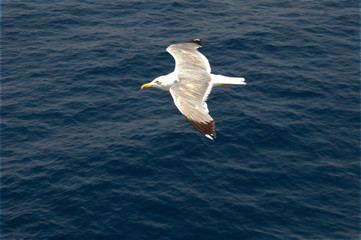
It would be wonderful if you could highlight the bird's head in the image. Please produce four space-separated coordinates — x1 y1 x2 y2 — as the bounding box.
141 74 177 91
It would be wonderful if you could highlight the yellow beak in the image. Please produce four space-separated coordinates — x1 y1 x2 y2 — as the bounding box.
141 83 154 89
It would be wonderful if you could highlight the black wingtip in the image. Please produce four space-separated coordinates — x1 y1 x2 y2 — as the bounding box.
187 39 203 47
184 117 216 140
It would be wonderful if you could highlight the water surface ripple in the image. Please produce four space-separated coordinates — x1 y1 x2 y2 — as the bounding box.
1 1 360 239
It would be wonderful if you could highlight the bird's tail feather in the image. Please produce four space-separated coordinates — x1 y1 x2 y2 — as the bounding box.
211 74 246 86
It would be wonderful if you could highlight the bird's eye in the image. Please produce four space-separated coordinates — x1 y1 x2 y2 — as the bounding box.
155 80 160 84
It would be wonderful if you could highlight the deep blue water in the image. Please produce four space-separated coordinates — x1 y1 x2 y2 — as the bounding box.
1 1 360 239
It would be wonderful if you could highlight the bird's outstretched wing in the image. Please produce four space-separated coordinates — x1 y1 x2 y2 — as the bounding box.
168 39 216 140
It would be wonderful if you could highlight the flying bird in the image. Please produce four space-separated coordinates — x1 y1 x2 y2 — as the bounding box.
141 39 246 140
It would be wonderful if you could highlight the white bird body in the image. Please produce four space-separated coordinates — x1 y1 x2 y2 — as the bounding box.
141 39 246 140
151 72 245 91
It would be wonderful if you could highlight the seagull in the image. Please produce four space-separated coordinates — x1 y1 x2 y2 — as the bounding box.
141 39 246 140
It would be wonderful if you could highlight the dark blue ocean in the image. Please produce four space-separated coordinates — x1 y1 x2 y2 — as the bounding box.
1 1 360 239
